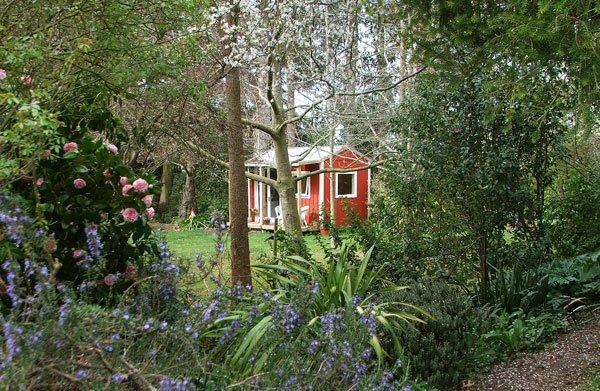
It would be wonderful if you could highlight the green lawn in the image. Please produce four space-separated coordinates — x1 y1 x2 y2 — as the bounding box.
157 229 329 290
160 229 328 263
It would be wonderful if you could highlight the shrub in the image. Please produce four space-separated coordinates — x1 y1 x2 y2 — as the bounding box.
1 204 415 390
377 279 487 389
7 134 160 300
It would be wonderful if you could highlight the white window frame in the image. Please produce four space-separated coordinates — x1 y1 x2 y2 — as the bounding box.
292 171 311 199
336 172 357 198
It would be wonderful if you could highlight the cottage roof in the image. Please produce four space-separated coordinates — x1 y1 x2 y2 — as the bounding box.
245 145 369 167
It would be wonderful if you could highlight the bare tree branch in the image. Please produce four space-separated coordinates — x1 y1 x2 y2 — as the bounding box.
297 160 385 181
337 66 427 97
241 119 276 136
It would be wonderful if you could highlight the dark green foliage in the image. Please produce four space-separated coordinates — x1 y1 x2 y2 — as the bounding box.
482 262 551 315
546 160 600 258
545 251 600 304
378 279 487 389
4 101 161 300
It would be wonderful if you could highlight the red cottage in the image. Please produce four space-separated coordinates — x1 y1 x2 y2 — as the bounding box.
245 145 371 230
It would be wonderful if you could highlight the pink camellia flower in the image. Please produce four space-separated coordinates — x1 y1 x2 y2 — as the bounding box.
20 74 32 85
104 274 115 287
103 169 111 178
119 177 128 186
132 178 148 193
63 142 78 152
0 69 6 79
122 184 133 196
73 178 86 189
121 208 139 222
146 207 155 219
36 178 44 186
40 149 51 159
106 143 118 154
73 249 84 258
141 195 152 207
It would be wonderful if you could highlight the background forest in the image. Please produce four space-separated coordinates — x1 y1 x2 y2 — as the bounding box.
1 0 599 390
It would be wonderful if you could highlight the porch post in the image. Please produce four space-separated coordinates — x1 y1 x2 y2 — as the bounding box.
261 167 267 227
296 165 302 216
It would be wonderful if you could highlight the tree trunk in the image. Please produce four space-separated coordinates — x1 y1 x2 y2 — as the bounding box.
225 7 252 288
273 131 304 244
479 229 487 301
178 162 195 219
286 59 296 148
157 160 173 218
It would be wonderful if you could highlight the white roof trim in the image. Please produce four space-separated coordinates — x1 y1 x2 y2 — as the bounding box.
245 145 369 167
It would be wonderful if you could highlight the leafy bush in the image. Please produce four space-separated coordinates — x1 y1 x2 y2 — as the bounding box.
482 262 551 315
546 158 600 258
6 134 160 299
480 309 565 356
1 202 416 390
377 279 487 389
254 244 431 360
544 251 600 306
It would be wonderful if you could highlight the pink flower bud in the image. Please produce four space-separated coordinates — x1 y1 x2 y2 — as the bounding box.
141 195 153 207
73 249 84 258
36 178 44 186
0 69 6 79
40 149 51 159
104 274 115 286
73 178 86 189
46 238 57 253
63 142 78 152
103 169 111 178
120 177 128 186
122 184 133 196
106 143 118 154
146 207 155 219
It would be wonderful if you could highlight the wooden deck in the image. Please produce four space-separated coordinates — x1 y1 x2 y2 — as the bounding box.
247 222 318 232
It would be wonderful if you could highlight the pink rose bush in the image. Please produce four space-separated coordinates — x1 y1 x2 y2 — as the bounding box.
121 208 139 222
132 178 148 193
63 142 78 152
120 177 128 186
73 178 86 189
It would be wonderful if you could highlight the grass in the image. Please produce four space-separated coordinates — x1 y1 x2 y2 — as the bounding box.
160 229 328 262
576 369 600 391
156 228 332 291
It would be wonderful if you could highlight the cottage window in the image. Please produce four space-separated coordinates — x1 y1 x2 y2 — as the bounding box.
293 172 310 198
336 172 357 198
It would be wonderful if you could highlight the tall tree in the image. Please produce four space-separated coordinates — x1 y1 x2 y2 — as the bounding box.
223 4 252 287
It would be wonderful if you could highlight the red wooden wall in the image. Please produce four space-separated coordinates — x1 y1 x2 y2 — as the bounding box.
322 150 369 227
